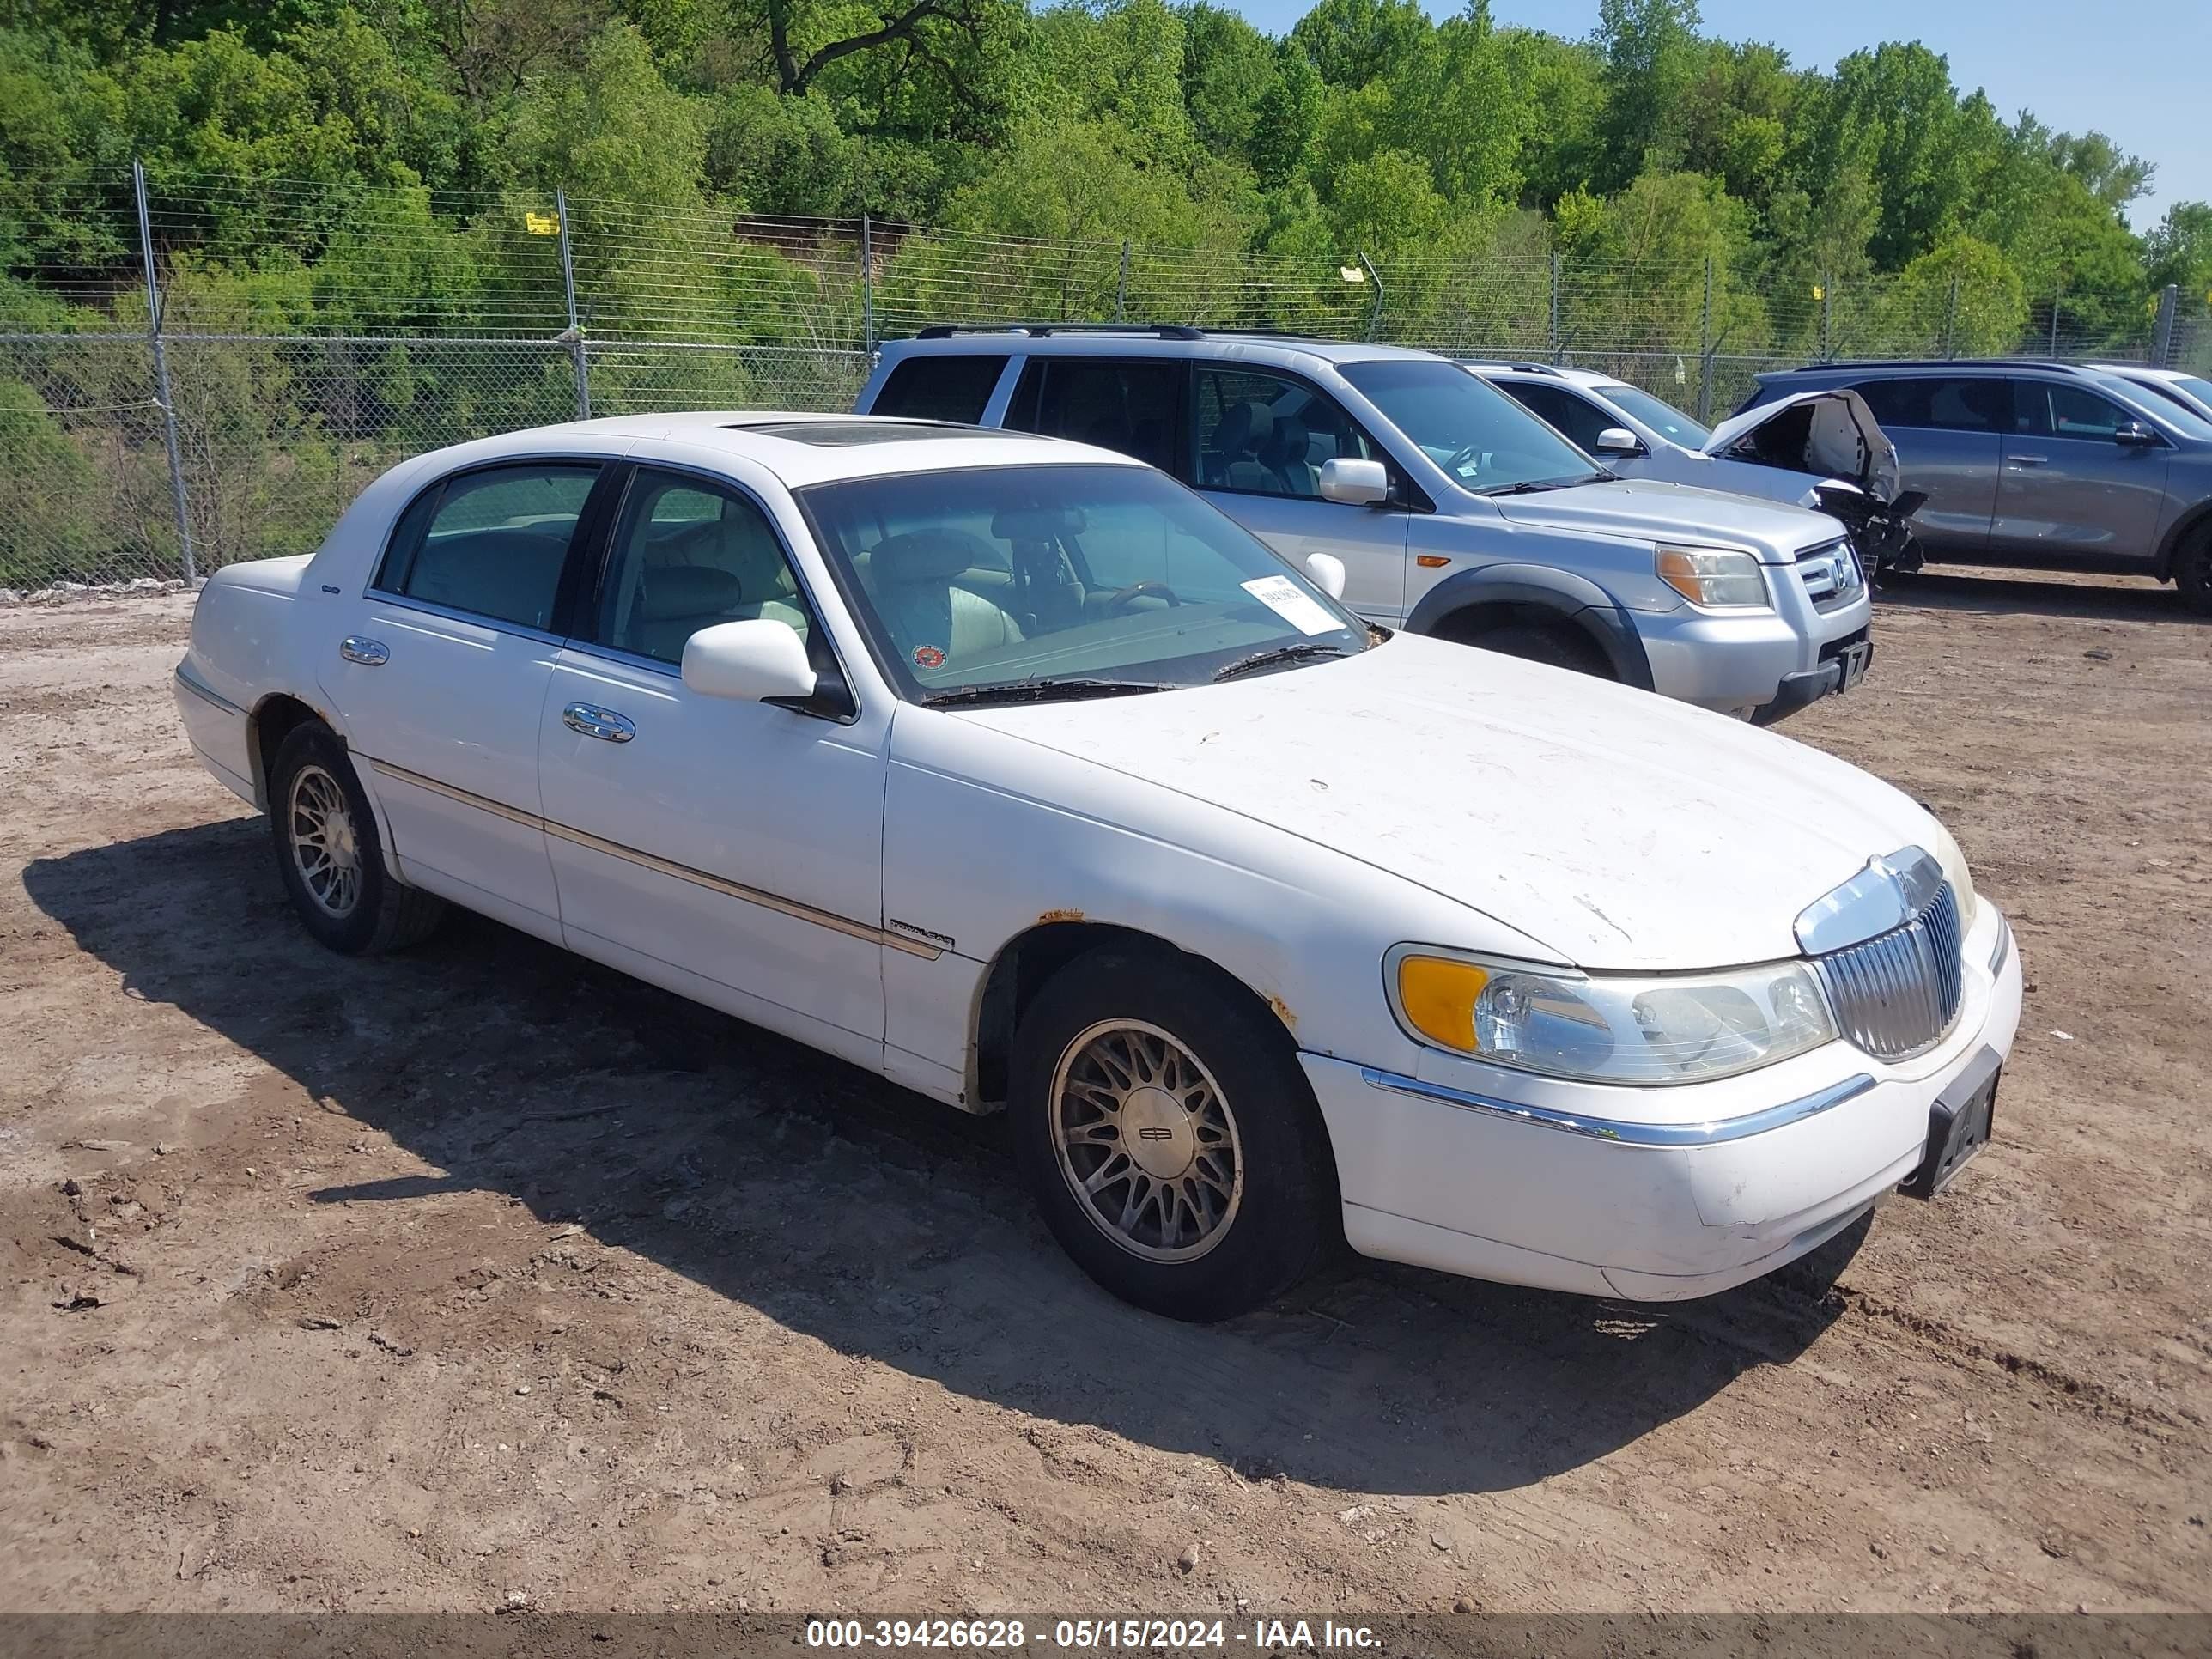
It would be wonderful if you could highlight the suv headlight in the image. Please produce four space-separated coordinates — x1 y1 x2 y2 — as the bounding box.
1389 948 1835 1085
1656 545 1770 608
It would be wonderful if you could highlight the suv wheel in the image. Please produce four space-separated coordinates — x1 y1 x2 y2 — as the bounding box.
1453 618 1613 678
1010 947 1336 1322
268 721 445 954
2175 528 2212 616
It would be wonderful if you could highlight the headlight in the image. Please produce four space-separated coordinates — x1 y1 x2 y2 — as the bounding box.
1656 545 1769 608
1390 949 1836 1085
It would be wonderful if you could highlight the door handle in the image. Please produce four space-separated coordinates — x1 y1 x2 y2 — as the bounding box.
339 636 389 666
2007 454 2048 467
562 702 636 744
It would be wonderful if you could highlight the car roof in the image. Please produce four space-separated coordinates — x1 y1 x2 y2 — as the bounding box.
2090 362 2188 382
1458 362 1618 389
880 326 1443 369
436 411 1144 489
1757 359 2103 383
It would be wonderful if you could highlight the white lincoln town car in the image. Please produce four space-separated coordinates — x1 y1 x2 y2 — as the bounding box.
173 414 2021 1322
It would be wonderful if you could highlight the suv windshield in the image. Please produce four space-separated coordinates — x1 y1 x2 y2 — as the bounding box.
1595 383 1711 448
798 463 1369 704
1340 359 1603 493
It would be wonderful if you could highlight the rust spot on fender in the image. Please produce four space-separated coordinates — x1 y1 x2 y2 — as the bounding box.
1036 908 1085 925
1268 994 1297 1033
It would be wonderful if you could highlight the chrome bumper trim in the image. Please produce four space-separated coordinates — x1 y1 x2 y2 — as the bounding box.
1988 916 2012 977
173 665 246 718
1357 1066 1876 1147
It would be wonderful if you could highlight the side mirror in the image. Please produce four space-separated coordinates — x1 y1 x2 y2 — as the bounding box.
1593 427 1644 456
1318 456 1390 506
2114 419 2160 447
1304 552 1347 599
682 619 817 703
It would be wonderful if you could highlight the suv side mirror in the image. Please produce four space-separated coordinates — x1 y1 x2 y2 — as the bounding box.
1593 426 1644 457
1304 552 1347 599
683 619 818 702
2114 419 2161 447
1318 456 1390 505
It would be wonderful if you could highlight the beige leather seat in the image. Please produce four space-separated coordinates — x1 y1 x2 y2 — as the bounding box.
866 530 1024 668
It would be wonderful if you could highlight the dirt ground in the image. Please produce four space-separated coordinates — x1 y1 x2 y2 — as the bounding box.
1 569 2207 1619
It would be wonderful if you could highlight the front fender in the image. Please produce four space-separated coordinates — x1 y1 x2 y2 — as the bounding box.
1405 562 1655 690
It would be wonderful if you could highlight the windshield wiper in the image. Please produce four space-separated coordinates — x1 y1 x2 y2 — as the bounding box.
1478 472 1611 497
1212 641 1352 682
922 678 1175 708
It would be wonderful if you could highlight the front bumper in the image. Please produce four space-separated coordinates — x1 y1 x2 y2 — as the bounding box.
1637 586 1873 719
1752 627 1872 726
1304 904 2022 1301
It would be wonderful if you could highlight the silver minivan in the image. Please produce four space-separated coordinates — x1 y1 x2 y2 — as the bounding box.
857 325 1875 722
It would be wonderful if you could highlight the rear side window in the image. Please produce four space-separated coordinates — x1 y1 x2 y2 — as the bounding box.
871 355 1008 423
1006 358 1181 472
376 464 600 632
1854 377 2007 434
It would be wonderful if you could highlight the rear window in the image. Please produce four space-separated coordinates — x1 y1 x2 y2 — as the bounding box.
871 354 1009 423
1854 376 2008 434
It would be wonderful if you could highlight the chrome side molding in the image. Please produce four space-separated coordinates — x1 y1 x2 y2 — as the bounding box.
1358 1066 1876 1147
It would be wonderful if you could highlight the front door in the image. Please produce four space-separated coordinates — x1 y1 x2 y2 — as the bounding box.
319 459 611 934
535 464 888 1066
1189 364 1412 623
1995 380 2171 563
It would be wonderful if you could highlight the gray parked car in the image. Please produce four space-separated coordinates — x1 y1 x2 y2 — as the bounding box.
1737 361 2212 611
859 325 1874 723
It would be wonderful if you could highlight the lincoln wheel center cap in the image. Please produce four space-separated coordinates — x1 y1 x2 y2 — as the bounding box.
1119 1085 1196 1179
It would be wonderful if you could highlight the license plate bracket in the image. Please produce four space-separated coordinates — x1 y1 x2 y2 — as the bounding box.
1837 639 1873 692
1899 1048 2001 1200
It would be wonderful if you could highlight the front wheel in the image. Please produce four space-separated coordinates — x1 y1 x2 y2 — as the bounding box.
1010 948 1336 1322
267 720 445 955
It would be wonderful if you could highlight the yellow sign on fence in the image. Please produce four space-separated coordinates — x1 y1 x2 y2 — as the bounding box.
525 211 562 237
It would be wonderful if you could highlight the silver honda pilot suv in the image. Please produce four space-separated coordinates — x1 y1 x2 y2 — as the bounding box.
857 325 1875 722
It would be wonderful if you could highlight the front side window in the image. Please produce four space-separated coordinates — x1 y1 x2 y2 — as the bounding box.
1008 358 1180 473
377 464 600 631
799 463 1368 702
1498 381 1613 452
594 469 811 666
2014 381 2134 439
1193 367 1380 498
1337 359 1601 494
871 355 1009 424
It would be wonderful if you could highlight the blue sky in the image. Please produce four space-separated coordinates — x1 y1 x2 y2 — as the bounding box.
1219 0 2209 231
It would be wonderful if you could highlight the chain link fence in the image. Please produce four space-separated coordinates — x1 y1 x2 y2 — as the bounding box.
5 165 2206 595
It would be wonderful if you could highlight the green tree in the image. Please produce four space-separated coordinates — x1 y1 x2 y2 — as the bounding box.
506 21 706 205
1593 0 1702 188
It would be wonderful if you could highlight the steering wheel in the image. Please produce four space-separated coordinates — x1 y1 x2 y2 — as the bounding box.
1102 580 1182 612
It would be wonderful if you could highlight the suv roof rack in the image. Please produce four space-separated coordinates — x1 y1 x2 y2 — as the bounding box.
912 322 1205 341
1463 360 1565 377
1770 358 2099 374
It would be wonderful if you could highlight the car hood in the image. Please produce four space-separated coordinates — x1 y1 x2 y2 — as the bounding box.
1485 477 1843 562
951 633 1947 972
1705 389 1901 503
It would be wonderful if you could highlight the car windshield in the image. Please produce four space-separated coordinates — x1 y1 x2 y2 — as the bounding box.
1594 382 1712 448
1340 359 1603 493
798 463 1370 704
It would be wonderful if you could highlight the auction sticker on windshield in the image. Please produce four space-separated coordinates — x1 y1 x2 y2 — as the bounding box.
1242 575 1340 636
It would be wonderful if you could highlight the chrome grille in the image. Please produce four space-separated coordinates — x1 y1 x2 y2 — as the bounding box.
1813 881 1965 1060
1796 539 1865 608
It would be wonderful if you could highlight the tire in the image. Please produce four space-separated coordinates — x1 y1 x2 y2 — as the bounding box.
1460 620 1613 678
2174 528 2212 616
267 720 445 955
1009 947 1337 1322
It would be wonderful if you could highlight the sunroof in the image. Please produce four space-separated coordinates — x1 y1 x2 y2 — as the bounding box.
727 420 999 447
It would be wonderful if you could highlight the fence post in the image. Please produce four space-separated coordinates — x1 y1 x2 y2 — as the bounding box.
1818 275 1832 362
2049 287 2063 356
1357 252 1384 342
1115 240 1130 323
556 188 590 421
2152 283 2179 366
1548 250 1563 364
1943 274 1960 358
860 213 876 354
1696 255 1714 424
133 160 196 585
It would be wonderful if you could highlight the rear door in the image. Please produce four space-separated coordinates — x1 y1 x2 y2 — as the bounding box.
1996 380 2170 562
319 459 613 937
1850 376 2005 553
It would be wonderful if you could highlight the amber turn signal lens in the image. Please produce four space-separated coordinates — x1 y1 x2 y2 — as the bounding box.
1395 956 1490 1053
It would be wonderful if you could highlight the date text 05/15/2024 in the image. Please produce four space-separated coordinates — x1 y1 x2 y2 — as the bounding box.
803 1620 1383 1651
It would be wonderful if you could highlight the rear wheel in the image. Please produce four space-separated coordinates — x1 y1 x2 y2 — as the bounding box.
268 720 445 955
1010 948 1336 1322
